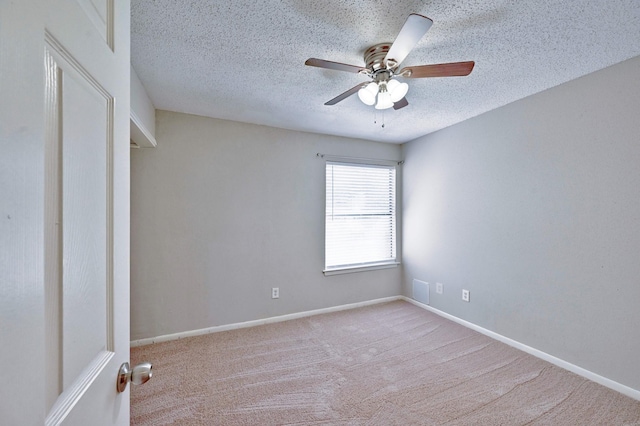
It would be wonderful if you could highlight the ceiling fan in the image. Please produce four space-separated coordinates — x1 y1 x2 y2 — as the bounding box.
305 13 475 110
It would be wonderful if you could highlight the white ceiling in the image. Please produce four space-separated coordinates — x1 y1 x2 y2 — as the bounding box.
131 0 640 144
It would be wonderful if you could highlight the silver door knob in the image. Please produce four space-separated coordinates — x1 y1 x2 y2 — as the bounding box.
116 361 153 393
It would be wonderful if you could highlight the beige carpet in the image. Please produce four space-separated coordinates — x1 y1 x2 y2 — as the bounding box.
131 300 640 425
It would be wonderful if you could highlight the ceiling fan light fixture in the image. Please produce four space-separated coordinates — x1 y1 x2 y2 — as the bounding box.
357 82 378 105
387 79 409 102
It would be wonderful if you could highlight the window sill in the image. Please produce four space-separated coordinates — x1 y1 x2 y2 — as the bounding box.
323 262 400 276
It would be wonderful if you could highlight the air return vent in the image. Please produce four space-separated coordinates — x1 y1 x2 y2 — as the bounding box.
412 279 429 305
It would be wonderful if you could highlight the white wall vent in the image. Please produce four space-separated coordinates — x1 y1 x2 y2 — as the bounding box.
412 279 429 305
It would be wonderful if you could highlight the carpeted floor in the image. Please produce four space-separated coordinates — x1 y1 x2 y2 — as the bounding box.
131 300 640 425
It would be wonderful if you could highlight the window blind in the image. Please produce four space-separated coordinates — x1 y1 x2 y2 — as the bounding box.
325 161 397 271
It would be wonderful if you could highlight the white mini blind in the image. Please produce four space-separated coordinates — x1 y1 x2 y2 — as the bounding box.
325 161 396 271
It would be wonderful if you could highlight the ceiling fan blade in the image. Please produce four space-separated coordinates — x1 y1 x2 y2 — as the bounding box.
400 61 475 78
305 58 367 74
324 83 366 105
384 14 433 67
393 97 409 110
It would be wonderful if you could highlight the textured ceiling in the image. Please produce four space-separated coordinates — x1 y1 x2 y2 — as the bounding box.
131 0 640 144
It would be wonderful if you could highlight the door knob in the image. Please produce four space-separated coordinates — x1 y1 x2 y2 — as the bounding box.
116 361 153 393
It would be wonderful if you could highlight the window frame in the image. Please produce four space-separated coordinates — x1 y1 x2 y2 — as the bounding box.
323 156 400 276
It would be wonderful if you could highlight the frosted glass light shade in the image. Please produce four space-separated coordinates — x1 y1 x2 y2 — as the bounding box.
357 82 378 106
375 91 393 109
387 79 409 102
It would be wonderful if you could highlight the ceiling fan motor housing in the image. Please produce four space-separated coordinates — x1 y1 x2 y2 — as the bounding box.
364 43 393 71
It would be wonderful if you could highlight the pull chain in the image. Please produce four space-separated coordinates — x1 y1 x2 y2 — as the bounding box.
373 111 385 129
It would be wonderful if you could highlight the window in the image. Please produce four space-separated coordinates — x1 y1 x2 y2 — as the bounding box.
325 160 398 274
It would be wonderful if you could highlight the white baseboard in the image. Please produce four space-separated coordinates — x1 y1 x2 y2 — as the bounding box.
130 296 402 347
400 296 640 402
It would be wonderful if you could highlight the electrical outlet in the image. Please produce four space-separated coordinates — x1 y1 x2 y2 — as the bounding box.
462 289 470 302
272 287 279 299
436 282 443 294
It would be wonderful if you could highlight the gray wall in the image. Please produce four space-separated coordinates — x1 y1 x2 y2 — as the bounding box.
402 55 640 391
130 111 402 340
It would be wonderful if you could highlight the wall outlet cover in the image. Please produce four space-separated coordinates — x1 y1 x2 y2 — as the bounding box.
462 289 470 302
436 282 443 294
272 287 279 299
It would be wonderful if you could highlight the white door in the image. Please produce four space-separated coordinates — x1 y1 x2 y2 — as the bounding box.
0 0 131 424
